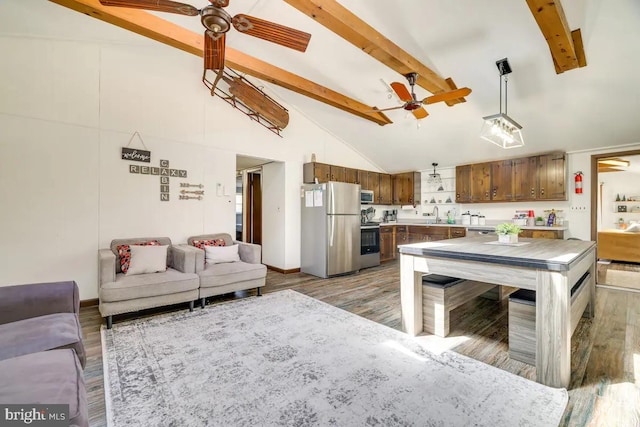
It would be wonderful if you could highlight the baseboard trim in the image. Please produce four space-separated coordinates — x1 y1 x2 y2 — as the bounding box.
266 265 300 274
80 298 99 308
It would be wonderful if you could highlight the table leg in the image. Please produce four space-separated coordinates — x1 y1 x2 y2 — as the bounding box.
400 254 423 336
536 270 571 388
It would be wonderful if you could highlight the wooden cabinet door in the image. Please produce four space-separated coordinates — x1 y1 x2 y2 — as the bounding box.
358 170 368 189
366 171 380 201
538 153 566 200
344 168 358 184
379 174 393 204
393 172 410 204
471 162 492 202
449 227 466 239
395 226 408 251
455 165 472 203
491 160 513 201
380 227 395 262
513 157 538 201
330 165 345 182
303 162 331 183
519 229 562 239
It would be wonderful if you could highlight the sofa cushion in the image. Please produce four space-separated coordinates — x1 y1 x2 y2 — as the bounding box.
205 244 240 264
117 240 160 274
198 261 266 288
0 313 86 368
193 238 226 250
126 245 168 276
100 268 199 302
0 349 88 427
111 237 171 274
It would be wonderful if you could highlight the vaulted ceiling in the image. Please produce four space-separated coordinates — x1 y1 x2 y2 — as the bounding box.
7 0 640 172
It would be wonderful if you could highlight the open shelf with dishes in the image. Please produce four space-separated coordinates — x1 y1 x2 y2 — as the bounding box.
613 201 640 213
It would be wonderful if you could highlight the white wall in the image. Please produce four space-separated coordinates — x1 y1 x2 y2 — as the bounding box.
0 16 380 299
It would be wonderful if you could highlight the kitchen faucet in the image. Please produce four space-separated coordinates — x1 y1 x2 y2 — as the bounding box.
432 206 440 224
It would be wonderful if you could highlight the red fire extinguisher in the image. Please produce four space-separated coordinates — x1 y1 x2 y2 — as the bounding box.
574 171 583 194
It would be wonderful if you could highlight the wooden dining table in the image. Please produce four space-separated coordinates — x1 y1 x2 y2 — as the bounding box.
398 235 596 388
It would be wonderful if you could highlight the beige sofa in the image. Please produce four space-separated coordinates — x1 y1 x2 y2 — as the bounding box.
187 233 267 308
98 237 200 328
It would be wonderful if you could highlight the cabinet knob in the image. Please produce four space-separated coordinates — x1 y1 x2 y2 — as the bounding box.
540 188 545 196
530 188 535 196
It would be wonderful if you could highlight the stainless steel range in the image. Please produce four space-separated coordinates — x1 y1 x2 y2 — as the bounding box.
360 222 381 269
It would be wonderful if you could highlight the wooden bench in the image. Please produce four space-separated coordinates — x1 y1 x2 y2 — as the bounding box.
422 274 500 337
508 271 592 365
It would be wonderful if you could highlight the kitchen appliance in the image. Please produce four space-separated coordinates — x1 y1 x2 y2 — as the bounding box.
360 222 381 269
360 190 375 204
467 227 496 235
301 182 361 278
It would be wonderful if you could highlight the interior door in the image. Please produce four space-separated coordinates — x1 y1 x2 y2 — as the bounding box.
247 172 262 245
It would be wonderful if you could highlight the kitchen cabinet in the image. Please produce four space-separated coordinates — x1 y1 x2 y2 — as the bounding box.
471 162 492 202
537 153 567 201
393 172 421 206
330 165 345 182
519 229 564 239
455 165 472 203
379 174 393 204
344 168 359 184
365 171 380 201
380 226 395 262
449 227 466 239
513 156 538 201
303 162 331 183
395 225 409 252
491 160 513 201
358 170 369 189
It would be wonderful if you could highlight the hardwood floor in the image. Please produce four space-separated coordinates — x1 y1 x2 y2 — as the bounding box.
81 260 640 426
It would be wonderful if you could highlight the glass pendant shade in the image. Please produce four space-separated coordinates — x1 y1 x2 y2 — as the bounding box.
480 113 524 149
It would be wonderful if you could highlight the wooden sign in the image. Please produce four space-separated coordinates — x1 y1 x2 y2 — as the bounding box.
122 147 151 163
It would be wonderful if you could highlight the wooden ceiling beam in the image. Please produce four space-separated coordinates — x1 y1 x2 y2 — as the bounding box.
526 0 587 74
283 0 469 105
48 0 392 126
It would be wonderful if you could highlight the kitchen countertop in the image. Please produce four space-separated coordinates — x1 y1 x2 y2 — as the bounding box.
377 220 568 231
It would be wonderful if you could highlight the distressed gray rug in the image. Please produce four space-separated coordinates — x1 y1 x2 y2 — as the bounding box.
102 290 568 426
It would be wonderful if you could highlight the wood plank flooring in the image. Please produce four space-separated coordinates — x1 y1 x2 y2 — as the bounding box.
81 260 640 426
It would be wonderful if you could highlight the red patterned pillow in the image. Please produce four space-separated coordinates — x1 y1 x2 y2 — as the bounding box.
117 240 160 274
192 238 226 250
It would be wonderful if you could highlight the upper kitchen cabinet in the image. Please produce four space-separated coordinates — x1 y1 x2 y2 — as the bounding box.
344 168 359 185
471 162 492 202
537 153 567 201
365 171 380 201
513 156 538 201
393 172 421 206
379 174 393 204
455 165 472 203
303 162 331 183
329 165 346 182
491 160 513 201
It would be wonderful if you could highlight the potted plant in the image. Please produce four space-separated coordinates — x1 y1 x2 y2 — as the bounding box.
535 216 545 226
495 222 522 244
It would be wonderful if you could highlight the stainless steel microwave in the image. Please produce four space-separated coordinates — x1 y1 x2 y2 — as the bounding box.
360 190 375 204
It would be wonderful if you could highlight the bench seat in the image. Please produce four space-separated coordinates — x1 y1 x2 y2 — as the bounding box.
422 274 500 337
508 271 592 365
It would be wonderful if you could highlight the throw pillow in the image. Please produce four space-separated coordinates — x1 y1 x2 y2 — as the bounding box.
192 238 226 250
125 245 169 276
205 244 240 264
117 240 160 274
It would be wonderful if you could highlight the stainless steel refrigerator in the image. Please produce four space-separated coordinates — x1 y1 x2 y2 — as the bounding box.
301 182 361 278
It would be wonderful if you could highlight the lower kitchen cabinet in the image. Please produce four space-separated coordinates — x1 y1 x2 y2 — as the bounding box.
519 229 564 239
380 226 395 262
450 227 466 239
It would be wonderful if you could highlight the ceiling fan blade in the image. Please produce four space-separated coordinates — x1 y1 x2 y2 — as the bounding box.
232 14 311 52
208 0 229 6
369 105 405 113
390 82 413 102
99 0 199 16
204 31 226 70
412 107 429 119
422 87 472 105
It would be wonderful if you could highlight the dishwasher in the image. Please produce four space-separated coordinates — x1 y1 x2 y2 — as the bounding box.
467 227 496 236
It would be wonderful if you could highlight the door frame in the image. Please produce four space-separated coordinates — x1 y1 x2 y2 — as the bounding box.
590 148 640 241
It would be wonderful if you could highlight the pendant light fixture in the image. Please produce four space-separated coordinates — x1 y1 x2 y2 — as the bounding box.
480 58 524 149
426 162 442 185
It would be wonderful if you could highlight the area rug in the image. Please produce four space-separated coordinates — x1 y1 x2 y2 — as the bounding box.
102 290 568 426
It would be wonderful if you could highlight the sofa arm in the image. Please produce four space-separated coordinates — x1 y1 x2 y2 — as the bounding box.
234 241 262 264
0 281 79 325
99 249 116 286
170 245 198 273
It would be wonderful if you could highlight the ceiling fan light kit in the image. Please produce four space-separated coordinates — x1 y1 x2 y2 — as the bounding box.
481 58 524 149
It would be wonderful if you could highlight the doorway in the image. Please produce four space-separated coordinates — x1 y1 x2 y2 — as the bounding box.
236 155 272 245
591 149 640 291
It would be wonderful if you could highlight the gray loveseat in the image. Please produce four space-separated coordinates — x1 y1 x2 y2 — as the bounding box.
98 237 200 328
187 233 267 308
0 281 88 427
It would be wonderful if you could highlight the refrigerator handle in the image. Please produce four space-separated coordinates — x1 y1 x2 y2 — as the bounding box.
328 215 334 247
